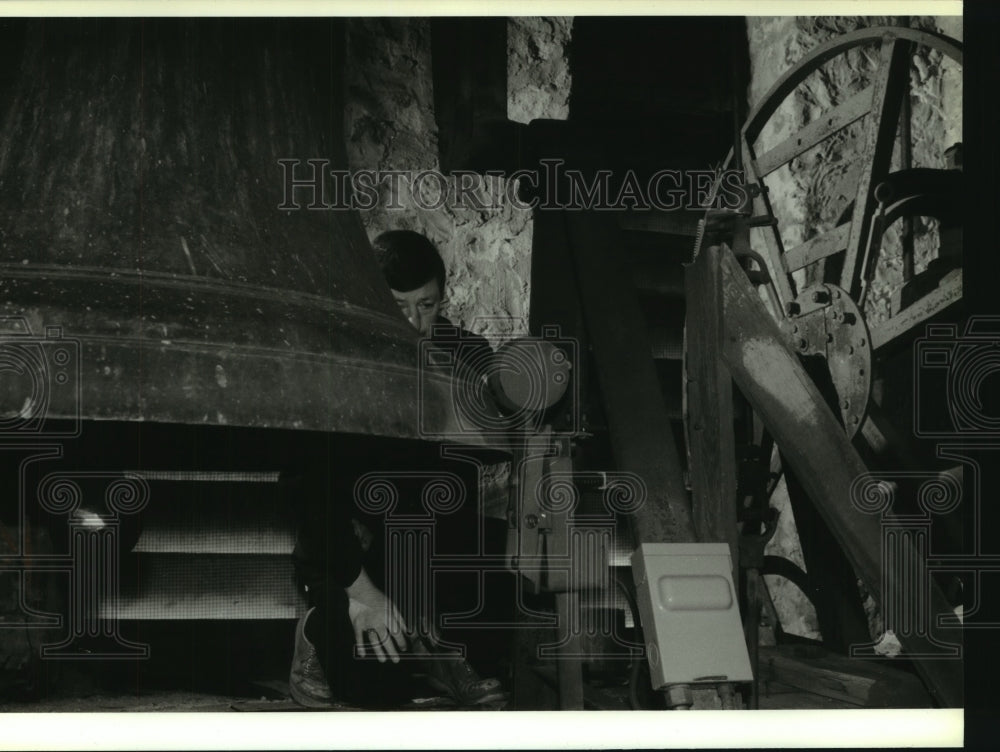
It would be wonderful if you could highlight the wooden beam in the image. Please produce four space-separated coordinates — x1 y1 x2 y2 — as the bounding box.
430 18 518 173
715 244 962 707
555 591 585 710
760 645 933 708
562 211 696 545
528 208 591 434
618 209 702 237
754 85 873 177
840 37 911 296
871 268 963 351
741 137 795 305
783 223 850 273
782 459 872 653
684 244 739 574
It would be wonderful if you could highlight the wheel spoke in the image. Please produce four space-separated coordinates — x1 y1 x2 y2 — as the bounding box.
839 35 912 297
870 268 963 352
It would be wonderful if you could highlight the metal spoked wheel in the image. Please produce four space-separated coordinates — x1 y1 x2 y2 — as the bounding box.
683 24 965 706
734 25 964 452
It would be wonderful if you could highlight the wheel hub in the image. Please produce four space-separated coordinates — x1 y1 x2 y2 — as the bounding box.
779 283 873 436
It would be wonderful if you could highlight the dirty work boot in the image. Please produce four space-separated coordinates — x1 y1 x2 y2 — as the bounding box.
289 608 334 708
420 649 507 706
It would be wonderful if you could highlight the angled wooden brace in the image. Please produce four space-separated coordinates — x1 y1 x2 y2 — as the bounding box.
686 242 963 708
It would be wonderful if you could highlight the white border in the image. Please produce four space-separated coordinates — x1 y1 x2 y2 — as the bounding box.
0 2 964 749
0 1 964 18
1 709 966 749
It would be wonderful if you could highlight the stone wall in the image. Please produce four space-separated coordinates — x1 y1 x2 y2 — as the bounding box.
508 17 572 125
343 17 571 341
747 16 962 324
746 16 963 641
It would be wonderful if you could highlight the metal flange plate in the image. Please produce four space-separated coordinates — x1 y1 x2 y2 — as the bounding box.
779 284 873 436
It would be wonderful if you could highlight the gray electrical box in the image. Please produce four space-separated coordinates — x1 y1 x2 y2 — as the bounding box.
631 542 753 688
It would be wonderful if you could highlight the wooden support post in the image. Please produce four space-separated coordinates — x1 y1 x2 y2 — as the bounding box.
561 211 696 545
554 591 585 710
684 244 739 576
430 18 522 174
528 208 591 434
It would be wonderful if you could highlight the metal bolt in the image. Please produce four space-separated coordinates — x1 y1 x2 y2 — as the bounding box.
811 290 830 304
842 312 857 325
792 324 799 333
826 333 834 343
663 684 693 710
798 338 809 350
841 399 850 409
786 302 801 316
525 514 539 529
830 310 839 320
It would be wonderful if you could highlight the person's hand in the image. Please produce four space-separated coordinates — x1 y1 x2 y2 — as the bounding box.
345 568 409 663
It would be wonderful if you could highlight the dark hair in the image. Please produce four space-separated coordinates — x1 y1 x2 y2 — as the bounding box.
372 230 446 295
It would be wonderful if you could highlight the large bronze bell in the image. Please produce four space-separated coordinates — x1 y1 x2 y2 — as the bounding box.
0 18 486 445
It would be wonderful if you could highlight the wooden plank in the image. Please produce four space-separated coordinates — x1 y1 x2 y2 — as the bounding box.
754 86 873 177
684 244 738 576
759 683 859 709
555 591 585 710
871 268 963 351
741 138 795 305
840 37 911 296
618 210 702 237
715 244 962 708
783 223 850 272
760 645 933 708
430 19 519 173
528 208 590 434
562 211 696 545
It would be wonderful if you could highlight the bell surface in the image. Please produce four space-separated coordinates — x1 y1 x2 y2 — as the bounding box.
0 19 496 448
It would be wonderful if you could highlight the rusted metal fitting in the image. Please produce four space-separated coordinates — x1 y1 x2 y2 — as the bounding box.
663 683 693 710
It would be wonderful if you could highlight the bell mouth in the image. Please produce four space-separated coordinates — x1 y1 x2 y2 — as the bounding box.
1 264 508 454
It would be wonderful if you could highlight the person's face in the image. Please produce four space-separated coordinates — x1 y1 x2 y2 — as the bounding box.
391 278 444 337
